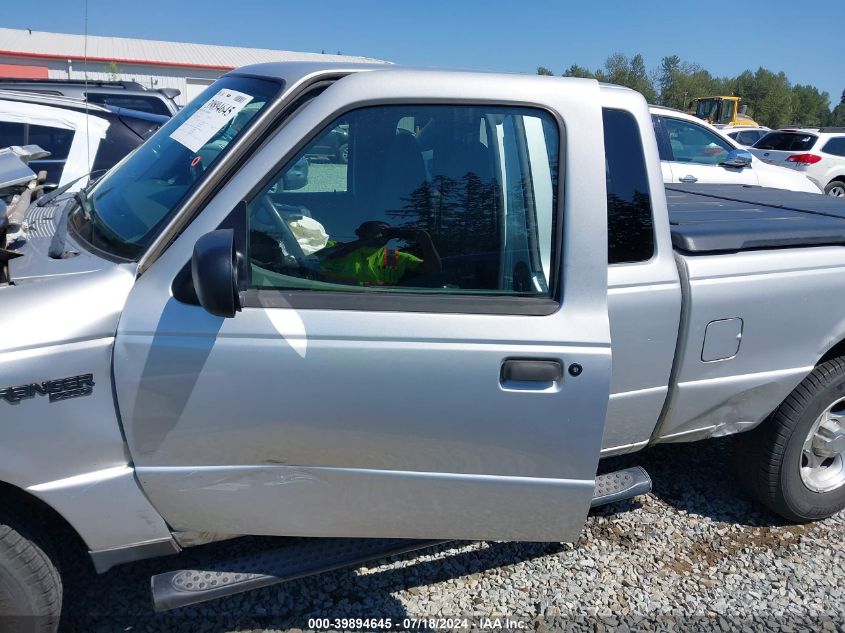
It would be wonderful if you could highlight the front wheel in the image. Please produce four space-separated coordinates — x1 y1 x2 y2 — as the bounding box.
739 357 845 521
0 514 62 633
824 180 845 197
336 143 349 165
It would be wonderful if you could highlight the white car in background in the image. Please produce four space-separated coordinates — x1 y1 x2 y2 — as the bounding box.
749 128 845 197
721 126 770 147
650 106 821 193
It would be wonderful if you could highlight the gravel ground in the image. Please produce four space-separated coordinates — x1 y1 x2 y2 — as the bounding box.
58 436 844 632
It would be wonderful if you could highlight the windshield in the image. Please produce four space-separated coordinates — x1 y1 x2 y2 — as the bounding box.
717 100 735 125
695 99 719 121
69 75 281 259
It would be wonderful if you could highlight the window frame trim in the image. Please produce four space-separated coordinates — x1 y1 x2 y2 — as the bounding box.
239 98 567 317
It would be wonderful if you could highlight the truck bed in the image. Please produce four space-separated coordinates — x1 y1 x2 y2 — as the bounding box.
666 184 845 253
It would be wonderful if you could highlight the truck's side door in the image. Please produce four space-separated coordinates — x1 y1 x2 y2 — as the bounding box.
113 71 612 543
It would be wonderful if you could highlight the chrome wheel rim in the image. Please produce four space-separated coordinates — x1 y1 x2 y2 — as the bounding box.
828 184 845 197
800 398 845 493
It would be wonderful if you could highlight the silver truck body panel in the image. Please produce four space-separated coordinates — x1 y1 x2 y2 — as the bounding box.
653 246 845 442
0 260 172 551
598 85 682 456
8 199 123 281
3 62 845 559
114 68 613 543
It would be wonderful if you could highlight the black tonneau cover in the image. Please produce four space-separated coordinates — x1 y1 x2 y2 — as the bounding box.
667 184 845 253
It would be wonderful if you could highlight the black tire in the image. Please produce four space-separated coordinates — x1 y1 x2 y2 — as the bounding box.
337 143 349 165
738 357 845 521
824 180 845 197
0 513 61 633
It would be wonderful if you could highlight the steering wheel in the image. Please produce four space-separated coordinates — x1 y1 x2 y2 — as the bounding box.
254 194 311 271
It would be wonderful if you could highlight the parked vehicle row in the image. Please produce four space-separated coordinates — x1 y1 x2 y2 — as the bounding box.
650 106 820 193
749 127 845 197
0 78 180 116
0 90 167 189
722 126 770 147
3 63 845 631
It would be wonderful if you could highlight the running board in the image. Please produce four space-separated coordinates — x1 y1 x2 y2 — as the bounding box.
591 466 652 508
151 537 447 612
151 469 650 611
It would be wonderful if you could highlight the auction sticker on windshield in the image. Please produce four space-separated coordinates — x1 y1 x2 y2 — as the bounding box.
170 89 254 153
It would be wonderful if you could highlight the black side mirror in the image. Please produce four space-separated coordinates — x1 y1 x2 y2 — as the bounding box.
191 229 241 318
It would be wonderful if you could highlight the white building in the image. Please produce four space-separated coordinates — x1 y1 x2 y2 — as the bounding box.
0 27 384 106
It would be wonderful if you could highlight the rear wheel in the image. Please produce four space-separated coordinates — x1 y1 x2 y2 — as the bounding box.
824 180 845 197
739 357 845 521
0 513 61 633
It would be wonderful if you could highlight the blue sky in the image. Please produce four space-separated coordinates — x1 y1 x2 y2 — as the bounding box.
4 0 844 105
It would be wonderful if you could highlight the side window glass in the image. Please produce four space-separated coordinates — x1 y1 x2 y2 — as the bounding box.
248 104 559 297
0 120 25 148
604 109 655 264
663 117 731 165
13 123 76 185
822 137 845 157
26 124 74 160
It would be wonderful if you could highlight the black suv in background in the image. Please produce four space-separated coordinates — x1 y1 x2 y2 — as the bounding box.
305 124 349 164
0 78 180 116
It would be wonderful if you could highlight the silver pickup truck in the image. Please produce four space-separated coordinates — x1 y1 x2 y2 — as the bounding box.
2 62 845 631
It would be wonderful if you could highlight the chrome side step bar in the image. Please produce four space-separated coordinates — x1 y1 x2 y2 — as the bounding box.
591 466 652 508
151 537 447 612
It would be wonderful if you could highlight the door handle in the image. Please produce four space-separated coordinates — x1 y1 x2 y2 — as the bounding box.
679 175 698 183
501 359 563 383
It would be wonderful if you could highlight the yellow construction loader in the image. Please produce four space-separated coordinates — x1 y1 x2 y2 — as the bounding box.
689 96 759 127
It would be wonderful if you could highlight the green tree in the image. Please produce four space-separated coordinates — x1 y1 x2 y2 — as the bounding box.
536 66 554 76
628 54 656 103
733 68 795 128
561 64 596 79
540 53 657 102
657 55 727 110
537 54 837 126
600 53 656 102
791 84 831 127
829 90 845 126
657 55 681 106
